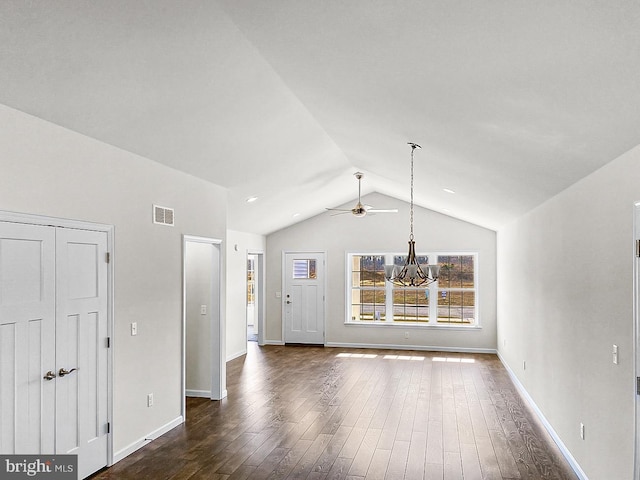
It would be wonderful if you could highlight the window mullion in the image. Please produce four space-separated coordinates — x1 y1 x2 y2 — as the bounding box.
385 254 394 322
428 252 437 324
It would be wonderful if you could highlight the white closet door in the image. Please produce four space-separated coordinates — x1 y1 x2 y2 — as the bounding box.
0 222 56 454
55 227 109 478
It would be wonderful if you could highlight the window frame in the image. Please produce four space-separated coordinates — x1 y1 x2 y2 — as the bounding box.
345 251 480 329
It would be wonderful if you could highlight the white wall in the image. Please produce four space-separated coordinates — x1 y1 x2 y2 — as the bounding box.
226 230 266 360
0 104 227 457
185 241 214 396
266 192 497 350
497 144 640 479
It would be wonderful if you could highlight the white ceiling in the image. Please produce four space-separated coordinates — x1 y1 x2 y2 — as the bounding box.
1 1 639 234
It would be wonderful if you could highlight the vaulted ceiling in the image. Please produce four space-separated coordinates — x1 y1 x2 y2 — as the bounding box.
1 1 639 234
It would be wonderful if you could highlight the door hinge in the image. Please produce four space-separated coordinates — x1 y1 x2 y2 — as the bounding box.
637 377 640 395
636 240 640 258
106 252 111 263
106 337 111 348
106 422 111 434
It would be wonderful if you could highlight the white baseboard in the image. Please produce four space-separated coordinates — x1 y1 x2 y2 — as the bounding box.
185 389 211 398
212 389 228 401
324 341 497 354
263 339 284 345
226 349 246 362
112 416 183 464
497 352 588 480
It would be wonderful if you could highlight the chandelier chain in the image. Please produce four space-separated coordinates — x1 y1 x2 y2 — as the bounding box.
409 143 415 241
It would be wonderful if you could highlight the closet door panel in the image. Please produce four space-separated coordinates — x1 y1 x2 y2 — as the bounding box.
0 222 56 454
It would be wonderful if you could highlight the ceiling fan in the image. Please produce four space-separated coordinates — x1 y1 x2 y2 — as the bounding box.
326 172 398 217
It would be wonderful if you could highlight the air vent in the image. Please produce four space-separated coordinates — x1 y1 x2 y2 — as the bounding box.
153 205 174 226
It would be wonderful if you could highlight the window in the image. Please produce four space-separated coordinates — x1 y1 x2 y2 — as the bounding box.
247 258 255 304
392 254 430 322
350 255 386 321
437 255 475 324
347 252 478 327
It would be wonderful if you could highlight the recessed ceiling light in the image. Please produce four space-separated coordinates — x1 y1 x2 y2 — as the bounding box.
246 196 258 203
292 213 300 218
443 188 456 194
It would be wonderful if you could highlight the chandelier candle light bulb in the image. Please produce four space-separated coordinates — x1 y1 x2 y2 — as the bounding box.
385 142 440 287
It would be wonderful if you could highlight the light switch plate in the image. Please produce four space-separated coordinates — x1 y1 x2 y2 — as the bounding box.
200 305 207 315
613 344 618 365
131 322 137 336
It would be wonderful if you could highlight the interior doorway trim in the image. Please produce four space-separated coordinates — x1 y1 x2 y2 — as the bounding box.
634 202 640 479
182 235 225 420
0 209 115 468
247 250 265 346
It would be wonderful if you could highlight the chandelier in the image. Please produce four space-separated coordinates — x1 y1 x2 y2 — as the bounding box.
384 143 440 287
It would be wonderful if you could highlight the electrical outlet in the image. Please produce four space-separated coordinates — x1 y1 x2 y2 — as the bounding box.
147 393 154 407
404 331 409 339
200 304 207 315
131 322 137 336
580 423 585 440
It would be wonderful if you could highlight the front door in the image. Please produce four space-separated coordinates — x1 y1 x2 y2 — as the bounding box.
284 252 325 344
0 221 109 478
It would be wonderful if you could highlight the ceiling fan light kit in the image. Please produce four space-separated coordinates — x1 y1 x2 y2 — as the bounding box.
385 143 440 288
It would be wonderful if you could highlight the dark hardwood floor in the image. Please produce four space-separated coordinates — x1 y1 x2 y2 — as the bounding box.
92 343 577 479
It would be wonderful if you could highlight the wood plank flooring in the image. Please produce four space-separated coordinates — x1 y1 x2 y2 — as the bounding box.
91 344 577 480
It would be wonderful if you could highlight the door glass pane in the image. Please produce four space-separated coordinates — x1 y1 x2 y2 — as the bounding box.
293 259 317 279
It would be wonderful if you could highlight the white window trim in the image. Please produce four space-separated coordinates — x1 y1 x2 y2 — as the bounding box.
345 251 480 328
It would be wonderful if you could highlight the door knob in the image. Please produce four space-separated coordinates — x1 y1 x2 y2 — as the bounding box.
286 300 291 304
58 368 77 377
43 371 56 381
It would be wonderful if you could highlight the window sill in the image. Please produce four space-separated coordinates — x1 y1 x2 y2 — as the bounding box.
344 321 481 331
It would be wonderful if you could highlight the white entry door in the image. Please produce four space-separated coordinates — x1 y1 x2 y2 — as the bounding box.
284 252 325 344
0 221 109 479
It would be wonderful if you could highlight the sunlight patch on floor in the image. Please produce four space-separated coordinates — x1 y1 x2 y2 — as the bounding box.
336 353 378 359
383 355 425 361
433 357 475 363
335 353 474 363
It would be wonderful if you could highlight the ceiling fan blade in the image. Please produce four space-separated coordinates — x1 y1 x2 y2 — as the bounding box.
330 211 352 216
325 208 352 212
367 209 398 213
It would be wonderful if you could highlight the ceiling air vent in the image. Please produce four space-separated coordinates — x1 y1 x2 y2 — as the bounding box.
153 205 174 226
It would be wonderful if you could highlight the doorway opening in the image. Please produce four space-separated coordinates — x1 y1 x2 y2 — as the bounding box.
247 252 265 345
182 235 225 415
